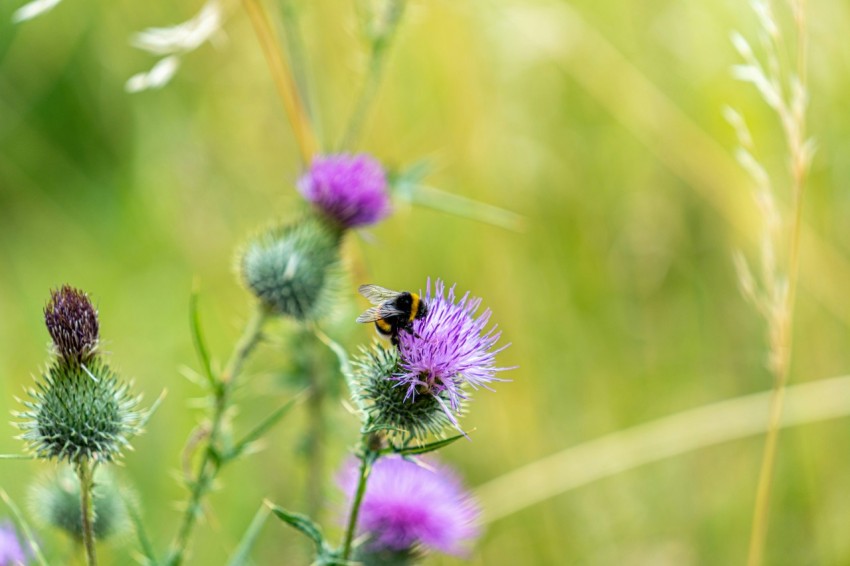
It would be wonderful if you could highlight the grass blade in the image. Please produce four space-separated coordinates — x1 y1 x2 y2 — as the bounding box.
123 493 157 565
189 284 216 389
226 504 270 566
228 393 304 460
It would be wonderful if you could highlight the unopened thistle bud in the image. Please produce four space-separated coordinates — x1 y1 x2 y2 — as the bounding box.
17 287 146 465
44 286 99 365
18 361 142 464
240 216 342 320
355 344 455 440
29 466 131 541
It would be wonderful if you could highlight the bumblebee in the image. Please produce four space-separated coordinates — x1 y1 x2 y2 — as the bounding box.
356 284 428 346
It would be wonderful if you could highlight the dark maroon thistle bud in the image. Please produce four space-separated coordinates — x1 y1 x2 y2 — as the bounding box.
44 285 100 364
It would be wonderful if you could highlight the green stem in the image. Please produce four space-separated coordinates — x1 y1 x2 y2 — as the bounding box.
341 445 376 561
77 460 97 566
165 306 269 566
305 358 325 519
338 0 407 150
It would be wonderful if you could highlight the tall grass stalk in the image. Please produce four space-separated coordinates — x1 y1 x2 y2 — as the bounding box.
339 0 407 150
475 373 850 525
727 2 811 564
242 0 318 164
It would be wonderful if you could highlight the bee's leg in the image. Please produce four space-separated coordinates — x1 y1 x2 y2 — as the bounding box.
391 333 400 347
404 324 422 340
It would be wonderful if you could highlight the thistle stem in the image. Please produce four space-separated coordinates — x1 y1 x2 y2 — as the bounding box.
77 460 97 566
341 445 376 561
305 359 326 519
242 0 318 164
165 306 268 566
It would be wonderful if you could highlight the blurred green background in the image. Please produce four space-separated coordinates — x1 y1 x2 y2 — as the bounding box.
2 0 850 564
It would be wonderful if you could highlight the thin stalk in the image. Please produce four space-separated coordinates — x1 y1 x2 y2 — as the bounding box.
746 151 807 566
242 0 318 164
746 4 809 563
305 356 326 519
77 460 97 566
341 450 374 561
279 0 320 144
165 306 269 566
338 0 407 150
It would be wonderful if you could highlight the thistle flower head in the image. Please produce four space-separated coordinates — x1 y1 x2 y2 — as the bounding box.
44 286 99 364
29 466 131 541
338 456 480 559
395 279 510 431
240 217 342 320
297 154 391 229
355 344 457 440
0 521 26 565
17 361 142 464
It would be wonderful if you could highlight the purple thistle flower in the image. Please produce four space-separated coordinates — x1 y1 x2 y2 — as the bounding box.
298 153 391 229
0 522 26 566
395 279 510 432
339 456 480 557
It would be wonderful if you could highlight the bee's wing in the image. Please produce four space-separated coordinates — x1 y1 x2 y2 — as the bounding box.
358 284 401 305
355 304 404 323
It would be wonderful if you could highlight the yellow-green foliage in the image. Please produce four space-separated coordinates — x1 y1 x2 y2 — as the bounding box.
1 1 849 564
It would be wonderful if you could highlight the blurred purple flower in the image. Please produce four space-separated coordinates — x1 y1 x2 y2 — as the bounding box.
0 522 26 566
339 456 480 556
396 279 510 431
297 154 391 229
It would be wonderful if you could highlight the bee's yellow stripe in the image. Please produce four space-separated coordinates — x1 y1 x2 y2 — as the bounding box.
409 293 420 323
376 318 393 333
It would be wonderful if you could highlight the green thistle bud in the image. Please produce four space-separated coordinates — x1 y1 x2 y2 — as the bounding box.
355 344 457 440
239 216 342 320
17 360 142 464
44 285 100 365
28 466 131 541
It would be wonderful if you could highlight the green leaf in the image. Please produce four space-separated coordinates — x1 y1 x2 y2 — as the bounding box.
189 284 216 389
389 158 435 201
226 504 270 566
266 502 325 553
0 489 50 566
227 393 304 461
406 183 525 233
385 432 467 456
123 493 158 565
